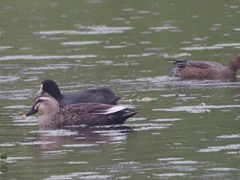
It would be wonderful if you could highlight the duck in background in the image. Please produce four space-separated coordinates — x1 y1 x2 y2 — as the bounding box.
37 79 120 107
168 55 240 81
22 93 137 128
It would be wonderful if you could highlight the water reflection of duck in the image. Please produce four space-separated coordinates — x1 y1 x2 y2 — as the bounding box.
22 94 137 128
37 79 121 107
35 126 133 151
168 55 240 81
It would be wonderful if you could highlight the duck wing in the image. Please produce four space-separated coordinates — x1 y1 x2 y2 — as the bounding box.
169 60 224 69
62 103 127 115
57 103 137 126
58 88 121 107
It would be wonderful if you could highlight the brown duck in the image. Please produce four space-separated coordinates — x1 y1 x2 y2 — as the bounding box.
22 94 137 128
168 55 240 81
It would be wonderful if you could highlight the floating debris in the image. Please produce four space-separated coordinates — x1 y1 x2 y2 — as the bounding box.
0 152 7 161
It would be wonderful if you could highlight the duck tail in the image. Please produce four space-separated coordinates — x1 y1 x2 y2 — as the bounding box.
122 110 138 119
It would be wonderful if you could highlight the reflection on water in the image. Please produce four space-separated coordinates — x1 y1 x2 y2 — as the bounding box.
181 42 240 51
0 55 98 61
1 0 240 179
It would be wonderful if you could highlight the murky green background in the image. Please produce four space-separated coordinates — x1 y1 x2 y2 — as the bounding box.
1 0 240 179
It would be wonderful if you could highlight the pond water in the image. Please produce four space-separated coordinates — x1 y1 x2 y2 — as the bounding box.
1 0 240 179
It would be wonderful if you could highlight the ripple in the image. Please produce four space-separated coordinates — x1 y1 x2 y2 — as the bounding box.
234 28 240 31
104 45 126 49
158 157 184 161
159 53 191 58
0 55 98 61
214 43 240 47
206 168 239 171
4 105 31 109
0 46 13 50
112 17 126 21
62 144 99 148
0 75 19 83
61 41 102 45
130 123 171 131
43 172 101 180
44 173 112 180
123 8 134 11
12 116 37 122
118 161 139 165
150 26 178 30
86 26 133 31
198 144 240 152
167 160 199 164
217 134 240 139
0 143 16 147
29 129 78 136
151 118 182 122
153 104 240 113
180 46 223 51
230 6 239 8
130 16 142 19
153 173 188 177
20 141 55 145
0 89 32 100
6 156 33 163
27 65 70 70
181 43 240 51
7 156 33 160
36 26 133 36
193 36 209 41
42 150 74 155
64 161 88 164
14 123 38 126
127 117 147 122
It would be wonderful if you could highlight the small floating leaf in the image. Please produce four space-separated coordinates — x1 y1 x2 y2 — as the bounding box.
0 152 7 161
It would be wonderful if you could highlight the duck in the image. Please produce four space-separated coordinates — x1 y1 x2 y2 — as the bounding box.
37 79 121 107
168 55 240 81
22 93 137 128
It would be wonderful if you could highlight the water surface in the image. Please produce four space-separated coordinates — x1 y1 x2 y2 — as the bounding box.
1 0 240 179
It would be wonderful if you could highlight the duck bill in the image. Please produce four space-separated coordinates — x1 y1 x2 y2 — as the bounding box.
22 108 38 118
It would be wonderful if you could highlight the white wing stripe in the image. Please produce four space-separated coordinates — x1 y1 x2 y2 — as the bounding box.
93 106 126 114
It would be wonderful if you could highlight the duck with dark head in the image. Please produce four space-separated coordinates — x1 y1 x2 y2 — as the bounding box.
37 79 121 107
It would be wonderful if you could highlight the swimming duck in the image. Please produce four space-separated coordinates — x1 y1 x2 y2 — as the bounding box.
37 79 121 107
168 55 240 81
22 94 137 128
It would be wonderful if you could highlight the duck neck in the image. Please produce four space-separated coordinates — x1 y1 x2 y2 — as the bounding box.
52 87 62 100
228 63 238 73
228 58 238 72
39 106 60 126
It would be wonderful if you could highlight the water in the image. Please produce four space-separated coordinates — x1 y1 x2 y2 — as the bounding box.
1 0 240 179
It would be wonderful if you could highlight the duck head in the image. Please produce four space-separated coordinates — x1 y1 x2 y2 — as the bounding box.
228 55 240 72
37 79 62 99
22 94 60 118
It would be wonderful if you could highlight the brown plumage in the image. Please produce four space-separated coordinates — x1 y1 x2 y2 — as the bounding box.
22 94 137 128
168 55 240 81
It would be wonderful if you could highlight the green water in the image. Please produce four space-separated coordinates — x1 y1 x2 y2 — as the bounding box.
1 0 240 179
